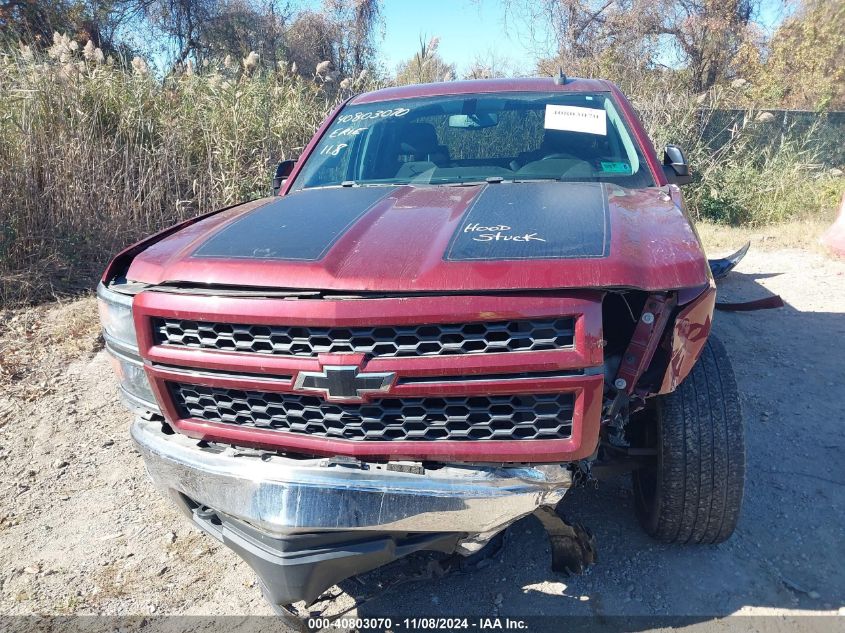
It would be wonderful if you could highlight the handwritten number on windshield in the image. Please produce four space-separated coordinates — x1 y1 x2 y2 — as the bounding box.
320 143 348 156
336 107 410 124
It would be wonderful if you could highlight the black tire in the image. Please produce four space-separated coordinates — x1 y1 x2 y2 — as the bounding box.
632 335 745 544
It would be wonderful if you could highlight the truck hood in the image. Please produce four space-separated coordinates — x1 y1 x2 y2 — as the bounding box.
126 182 710 293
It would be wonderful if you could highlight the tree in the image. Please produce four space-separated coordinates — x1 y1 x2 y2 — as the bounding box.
0 0 138 53
503 0 759 91
463 49 526 79
141 0 282 68
502 0 669 77
139 0 211 66
658 0 757 91
0 0 382 78
749 0 845 110
322 0 381 76
283 0 381 79
395 36 455 85
200 0 288 69
1 1 74 45
284 9 339 76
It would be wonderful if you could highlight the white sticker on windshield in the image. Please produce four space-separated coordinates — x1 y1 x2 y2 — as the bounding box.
544 105 607 136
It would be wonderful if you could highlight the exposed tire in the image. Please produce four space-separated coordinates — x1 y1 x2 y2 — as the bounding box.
632 335 745 544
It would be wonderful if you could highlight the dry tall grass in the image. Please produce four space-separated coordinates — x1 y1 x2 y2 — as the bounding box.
631 79 845 226
0 42 354 304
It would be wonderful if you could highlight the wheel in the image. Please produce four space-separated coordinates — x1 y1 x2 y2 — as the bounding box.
631 335 745 544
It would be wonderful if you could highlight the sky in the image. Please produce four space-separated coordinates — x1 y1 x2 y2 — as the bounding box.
380 0 540 76
379 0 794 77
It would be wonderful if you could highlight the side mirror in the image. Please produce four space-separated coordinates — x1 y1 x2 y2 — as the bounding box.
272 159 296 195
662 145 692 186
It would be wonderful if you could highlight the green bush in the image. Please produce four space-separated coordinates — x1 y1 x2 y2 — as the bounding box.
634 84 844 226
688 140 844 226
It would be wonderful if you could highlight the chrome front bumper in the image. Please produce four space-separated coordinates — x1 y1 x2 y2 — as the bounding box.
131 418 573 550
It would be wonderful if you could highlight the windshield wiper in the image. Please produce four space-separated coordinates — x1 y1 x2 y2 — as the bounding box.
338 181 403 188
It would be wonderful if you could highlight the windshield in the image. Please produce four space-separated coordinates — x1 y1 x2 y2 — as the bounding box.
291 91 655 190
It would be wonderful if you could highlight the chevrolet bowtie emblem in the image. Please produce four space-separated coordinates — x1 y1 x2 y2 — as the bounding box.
293 366 395 401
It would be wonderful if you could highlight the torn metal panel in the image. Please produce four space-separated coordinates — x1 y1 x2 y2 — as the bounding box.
533 505 597 575
614 293 676 396
709 241 750 279
716 295 785 311
659 284 717 393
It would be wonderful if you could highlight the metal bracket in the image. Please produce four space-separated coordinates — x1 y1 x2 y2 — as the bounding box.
604 293 674 446
533 506 597 575
614 293 676 396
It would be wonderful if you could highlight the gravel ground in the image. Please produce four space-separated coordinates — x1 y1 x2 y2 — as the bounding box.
1 247 844 625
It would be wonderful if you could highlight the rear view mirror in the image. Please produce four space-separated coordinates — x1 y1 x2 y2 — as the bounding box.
662 145 691 186
448 113 498 129
272 159 296 195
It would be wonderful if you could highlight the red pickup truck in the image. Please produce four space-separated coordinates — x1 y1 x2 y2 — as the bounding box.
98 77 745 610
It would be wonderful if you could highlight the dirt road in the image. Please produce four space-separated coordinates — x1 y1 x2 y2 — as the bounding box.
1 247 844 622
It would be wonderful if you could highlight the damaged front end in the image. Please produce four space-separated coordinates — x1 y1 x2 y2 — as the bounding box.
101 274 615 608
132 418 577 606
103 268 726 609
98 250 735 611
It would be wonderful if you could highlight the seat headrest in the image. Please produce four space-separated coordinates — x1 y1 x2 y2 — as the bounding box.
399 122 441 156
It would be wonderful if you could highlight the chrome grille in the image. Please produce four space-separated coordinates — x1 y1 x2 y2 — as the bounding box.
172 384 574 442
153 317 574 358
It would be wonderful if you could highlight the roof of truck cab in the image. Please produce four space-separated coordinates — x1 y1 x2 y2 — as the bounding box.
350 77 613 104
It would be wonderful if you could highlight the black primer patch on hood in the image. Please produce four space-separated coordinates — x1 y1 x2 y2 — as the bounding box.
445 182 610 261
193 187 395 261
